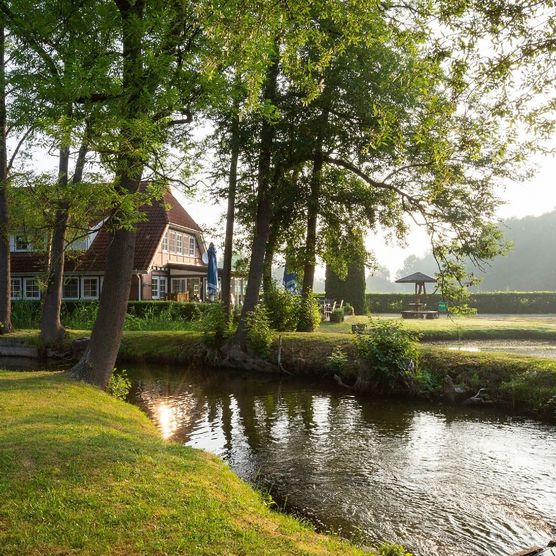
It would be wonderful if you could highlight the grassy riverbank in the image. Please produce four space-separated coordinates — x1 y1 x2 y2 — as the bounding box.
0 370 369 555
5 328 556 420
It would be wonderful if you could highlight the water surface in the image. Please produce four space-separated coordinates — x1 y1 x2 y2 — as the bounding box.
128 364 556 556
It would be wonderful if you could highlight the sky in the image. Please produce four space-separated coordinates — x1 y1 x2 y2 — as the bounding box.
174 147 556 279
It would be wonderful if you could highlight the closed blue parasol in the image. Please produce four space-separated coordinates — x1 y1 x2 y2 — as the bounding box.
283 266 297 294
207 242 218 300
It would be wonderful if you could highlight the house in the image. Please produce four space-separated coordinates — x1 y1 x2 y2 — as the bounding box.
10 189 246 303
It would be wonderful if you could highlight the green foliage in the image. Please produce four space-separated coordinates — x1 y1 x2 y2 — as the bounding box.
106 369 131 401
326 345 348 374
366 292 556 314
263 283 299 331
324 230 367 315
297 294 322 332
246 304 274 358
343 303 354 316
11 301 40 329
330 308 345 323
378 543 413 556
355 322 419 391
196 303 230 348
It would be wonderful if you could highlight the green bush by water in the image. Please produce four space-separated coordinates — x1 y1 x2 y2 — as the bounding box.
355 322 419 391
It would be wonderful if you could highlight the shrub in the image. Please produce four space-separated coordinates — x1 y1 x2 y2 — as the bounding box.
343 303 354 316
106 369 131 401
378 543 413 556
297 294 322 332
330 308 344 323
326 346 348 373
245 304 274 358
355 321 419 391
263 284 300 331
11 300 40 328
195 303 229 348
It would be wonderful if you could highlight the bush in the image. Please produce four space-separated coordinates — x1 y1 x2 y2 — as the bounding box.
263 284 300 331
195 303 229 348
330 308 344 323
106 369 131 401
326 346 348 373
297 294 321 332
246 304 274 358
355 321 419 391
378 543 413 556
343 303 354 316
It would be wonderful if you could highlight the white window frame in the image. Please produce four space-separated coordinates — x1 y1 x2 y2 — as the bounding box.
11 278 21 300
188 236 196 257
62 277 80 300
176 232 183 255
81 277 99 300
162 231 168 252
23 278 40 300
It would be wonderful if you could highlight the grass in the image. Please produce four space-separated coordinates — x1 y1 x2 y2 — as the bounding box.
320 314 556 341
0 370 368 555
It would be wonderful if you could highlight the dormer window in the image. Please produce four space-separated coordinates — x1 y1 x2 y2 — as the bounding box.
162 229 196 257
13 235 32 252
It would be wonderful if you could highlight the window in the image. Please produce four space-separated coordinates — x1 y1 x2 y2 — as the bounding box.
169 231 176 253
152 277 167 299
176 233 183 255
188 236 196 256
11 278 21 299
23 278 40 299
14 235 32 252
82 277 99 299
63 277 79 299
162 231 168 252
171 278 186 293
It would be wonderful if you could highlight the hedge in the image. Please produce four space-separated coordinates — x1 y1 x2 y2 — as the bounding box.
11 300 210 328
366 291 556 314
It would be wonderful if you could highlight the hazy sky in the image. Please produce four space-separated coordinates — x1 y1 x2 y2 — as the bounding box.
175 147 556 278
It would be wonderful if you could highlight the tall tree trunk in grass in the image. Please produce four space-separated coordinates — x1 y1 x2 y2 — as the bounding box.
297 107 328 332
221 110 240 321
0 23 11 334
70 0 146 388
234 54 279 348
40 136 88 346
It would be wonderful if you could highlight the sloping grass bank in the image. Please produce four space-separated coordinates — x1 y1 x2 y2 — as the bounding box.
0 371 366 555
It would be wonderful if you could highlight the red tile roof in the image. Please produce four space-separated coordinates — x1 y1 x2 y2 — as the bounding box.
11 188 202 274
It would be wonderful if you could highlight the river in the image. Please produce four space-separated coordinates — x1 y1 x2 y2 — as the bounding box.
127 363 556 556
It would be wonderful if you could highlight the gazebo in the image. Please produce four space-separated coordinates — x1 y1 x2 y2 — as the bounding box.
395 272 439 319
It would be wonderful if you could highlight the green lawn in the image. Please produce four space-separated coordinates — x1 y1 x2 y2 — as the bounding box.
0 371 368 555
320 314 556 341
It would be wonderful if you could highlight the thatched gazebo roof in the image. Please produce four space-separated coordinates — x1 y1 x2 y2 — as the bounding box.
395 272 436 284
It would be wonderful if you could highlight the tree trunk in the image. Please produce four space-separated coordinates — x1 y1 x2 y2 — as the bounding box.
234 55 279 348
69 226 137 388
0 23 11 334
221 110 240 321
297 107 328 332
39 147 69 346
40 133 89 346
69 0 145 388
262 224 278 294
